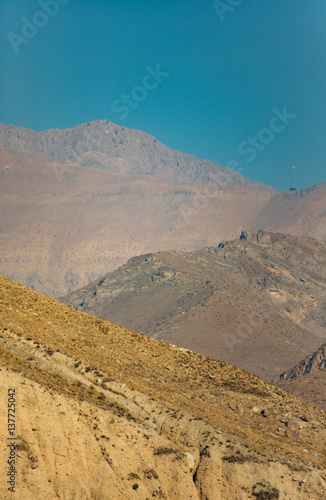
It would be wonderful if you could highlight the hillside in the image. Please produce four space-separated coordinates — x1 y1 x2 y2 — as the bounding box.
0 147 274 297
1 275 326 499
273 344 326 411
1 145 325 298
251 184 326 242
62 230 326 381
0 121 275 190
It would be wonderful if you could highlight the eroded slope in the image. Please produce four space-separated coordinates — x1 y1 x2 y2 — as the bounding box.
62 230 326 381
1 275 326 499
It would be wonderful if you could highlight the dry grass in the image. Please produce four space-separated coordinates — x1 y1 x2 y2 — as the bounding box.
1 274 326 475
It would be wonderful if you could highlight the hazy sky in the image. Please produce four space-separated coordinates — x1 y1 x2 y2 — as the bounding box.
1 0 325 191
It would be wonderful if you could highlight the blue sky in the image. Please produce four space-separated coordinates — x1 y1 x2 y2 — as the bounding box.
0 0 325 191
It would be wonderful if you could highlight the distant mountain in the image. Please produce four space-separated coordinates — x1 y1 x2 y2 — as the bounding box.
0 131 325 298
0 121 275 190
1 274 326 499
252 184 326 242
273 344 326 410
0 147 277 297
62 230 326 381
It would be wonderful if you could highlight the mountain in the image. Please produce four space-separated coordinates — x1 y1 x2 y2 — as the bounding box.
0 146 275 298
1 145 325 298
0 121 275 190
273 344 326 411
62 230 326 382
1 274 326 499
252 184 326 242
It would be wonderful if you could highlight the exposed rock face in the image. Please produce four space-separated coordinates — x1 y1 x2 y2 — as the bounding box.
62 231 326 381
1 275 326 499
273 343 326 410
240 229 273 244
277 344 326 380
0 121 275 190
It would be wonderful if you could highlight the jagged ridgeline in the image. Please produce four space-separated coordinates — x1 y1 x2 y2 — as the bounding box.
0 121 275 189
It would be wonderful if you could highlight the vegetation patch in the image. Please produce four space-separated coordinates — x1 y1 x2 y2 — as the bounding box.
252 481 280 499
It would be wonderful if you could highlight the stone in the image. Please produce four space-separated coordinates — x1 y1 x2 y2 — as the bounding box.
286 417 308 430
185 452 194 471
285 428 302 442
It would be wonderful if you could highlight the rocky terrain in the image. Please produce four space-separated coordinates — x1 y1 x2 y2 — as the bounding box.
62 230 326 382
0 121 275 190
1 274 326 499
274 344 326 411
0 146 274 298
1 143 325 298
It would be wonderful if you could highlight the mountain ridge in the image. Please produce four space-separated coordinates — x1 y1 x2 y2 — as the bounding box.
0 121 276 190
273 343 326 411
0 139 325 298
61 230 326 382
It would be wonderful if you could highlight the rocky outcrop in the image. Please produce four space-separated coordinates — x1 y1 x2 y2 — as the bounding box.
276 344 326 381
62 231 326 382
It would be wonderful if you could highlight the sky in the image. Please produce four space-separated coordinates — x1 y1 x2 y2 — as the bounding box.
0 0 325 191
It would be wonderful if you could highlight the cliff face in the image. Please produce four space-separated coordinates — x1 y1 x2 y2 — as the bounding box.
1 275 326 499
273 343 326 411
278 344 326 380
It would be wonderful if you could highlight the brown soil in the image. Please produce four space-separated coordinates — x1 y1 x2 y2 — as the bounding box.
0 275 326 499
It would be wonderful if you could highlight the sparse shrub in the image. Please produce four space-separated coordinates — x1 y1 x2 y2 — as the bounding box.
252 481 280 499
153 447 178 457
128 473 140 480
144 468 159 480
223 453 247 463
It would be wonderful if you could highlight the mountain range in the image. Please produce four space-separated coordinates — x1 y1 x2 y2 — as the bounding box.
0 121 275 189
0 121 325 298
0 120 325 498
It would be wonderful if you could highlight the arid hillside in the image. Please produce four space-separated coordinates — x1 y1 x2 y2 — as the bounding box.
251 184 326 242
273 343 326 411
0 146 325 298
1 275 326 499
62 230 326 382
0 147 274 298
0 121 275 190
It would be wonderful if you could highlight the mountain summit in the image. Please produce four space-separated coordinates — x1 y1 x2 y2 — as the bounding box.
0 121 275 190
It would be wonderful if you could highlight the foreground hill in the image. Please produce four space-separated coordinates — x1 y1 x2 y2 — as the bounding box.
1 275 326 499
273 344 326 411
0 121 275 190
0 146 325 298
62 230 326 382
